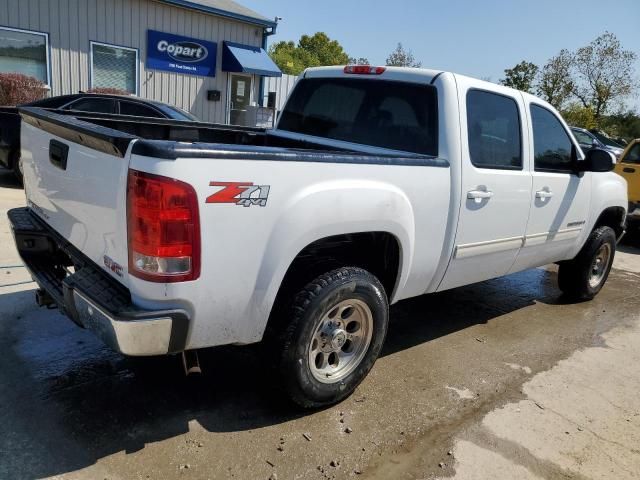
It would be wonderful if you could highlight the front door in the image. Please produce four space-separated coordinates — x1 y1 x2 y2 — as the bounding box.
510 102 590 272
438 83 532 291
229 74 252 126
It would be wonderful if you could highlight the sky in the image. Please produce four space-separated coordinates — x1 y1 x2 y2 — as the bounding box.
241 0 640 111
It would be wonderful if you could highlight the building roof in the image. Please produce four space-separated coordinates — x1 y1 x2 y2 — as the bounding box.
157 0 276 28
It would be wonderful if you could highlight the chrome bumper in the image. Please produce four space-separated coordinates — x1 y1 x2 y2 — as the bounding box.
73 291 176 356
8 207 190 357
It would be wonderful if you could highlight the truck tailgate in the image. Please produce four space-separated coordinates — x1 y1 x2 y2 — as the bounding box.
19 107 137 286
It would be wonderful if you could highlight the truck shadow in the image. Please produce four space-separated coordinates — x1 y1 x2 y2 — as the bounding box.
0 167 22 189
0 267 570 479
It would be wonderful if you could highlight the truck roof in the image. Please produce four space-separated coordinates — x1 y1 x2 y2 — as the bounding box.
302 66 561 118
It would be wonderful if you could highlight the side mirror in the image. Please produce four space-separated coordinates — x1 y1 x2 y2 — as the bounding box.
578 149 615 173
591 138 600 148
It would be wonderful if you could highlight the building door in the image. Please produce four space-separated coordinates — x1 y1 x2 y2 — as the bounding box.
229 74 252 126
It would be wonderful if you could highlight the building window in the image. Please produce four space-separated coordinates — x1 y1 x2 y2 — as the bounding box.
90 42 138 94
0 26 50 86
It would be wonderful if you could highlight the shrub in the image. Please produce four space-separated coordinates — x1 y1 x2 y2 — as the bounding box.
0 73 47 105
86 87 130 95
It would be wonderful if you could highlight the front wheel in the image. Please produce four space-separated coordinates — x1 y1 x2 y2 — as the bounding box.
278 267 389 408
558 226 616 300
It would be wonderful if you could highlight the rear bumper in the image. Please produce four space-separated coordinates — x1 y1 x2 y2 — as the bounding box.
7 207 189 356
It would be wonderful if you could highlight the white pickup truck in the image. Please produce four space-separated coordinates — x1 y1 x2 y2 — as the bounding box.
9 66 626 407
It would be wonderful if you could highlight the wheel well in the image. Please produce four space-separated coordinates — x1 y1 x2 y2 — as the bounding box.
594 207 626 237
264 232 401 338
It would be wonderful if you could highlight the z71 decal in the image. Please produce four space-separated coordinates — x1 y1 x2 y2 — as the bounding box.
206 181 270 207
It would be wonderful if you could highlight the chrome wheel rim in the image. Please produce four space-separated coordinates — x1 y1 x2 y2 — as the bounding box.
308 299 373 384
589 243 611 288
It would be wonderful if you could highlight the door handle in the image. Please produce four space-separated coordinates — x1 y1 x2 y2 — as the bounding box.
536 190 554 201
49 139 69 171
467 189 494 203
623 167 636 173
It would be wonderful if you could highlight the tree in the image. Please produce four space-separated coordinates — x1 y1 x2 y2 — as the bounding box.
561 103 597 130
348 57 371 65
500 61 539 93
386 43 422 68
268 32 351 75
537 49 574 110
298 32 350 66
571 32 637 120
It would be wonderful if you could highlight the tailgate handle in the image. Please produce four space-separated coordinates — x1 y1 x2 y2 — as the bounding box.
623 167 636 173
49 140 69 171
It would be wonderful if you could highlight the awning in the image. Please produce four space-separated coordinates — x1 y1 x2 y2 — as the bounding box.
222 41 282 77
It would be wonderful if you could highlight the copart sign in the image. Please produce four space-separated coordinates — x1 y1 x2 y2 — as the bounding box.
146 30 217 77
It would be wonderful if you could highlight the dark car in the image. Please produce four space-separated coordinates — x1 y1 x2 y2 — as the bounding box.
0 94 198 182
570 126 625 160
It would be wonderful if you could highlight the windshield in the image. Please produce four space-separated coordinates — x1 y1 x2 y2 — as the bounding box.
278 78 438 156
590 130 622 149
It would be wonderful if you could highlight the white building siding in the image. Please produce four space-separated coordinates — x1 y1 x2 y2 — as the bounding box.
0 0 266 123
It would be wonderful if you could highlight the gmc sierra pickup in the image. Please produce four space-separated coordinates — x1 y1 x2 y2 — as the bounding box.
9 66 627 408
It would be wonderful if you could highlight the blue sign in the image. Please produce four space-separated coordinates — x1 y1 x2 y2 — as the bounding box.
146 30 217 77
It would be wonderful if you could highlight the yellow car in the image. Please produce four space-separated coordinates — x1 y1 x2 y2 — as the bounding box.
615 139 640 223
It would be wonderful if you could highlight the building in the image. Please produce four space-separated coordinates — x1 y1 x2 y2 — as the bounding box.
0 0 282 125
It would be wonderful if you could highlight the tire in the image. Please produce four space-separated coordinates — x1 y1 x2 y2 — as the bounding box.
558 226 616 300
277 267 389 408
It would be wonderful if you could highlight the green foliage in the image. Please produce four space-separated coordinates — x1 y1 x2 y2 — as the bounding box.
349 57 371 65
386 43 422 68
572 32 637 119
599 111 640 142
537 49 574 110
499 61 539 93
561 103 597 130
268 32 351 75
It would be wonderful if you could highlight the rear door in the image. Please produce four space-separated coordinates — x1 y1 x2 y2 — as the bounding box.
510 101 590 272
438 80 532 291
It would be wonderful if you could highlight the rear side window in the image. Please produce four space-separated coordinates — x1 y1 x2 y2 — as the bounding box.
624 144 640 164
466 90 522 170
531 104 573 172
120 101 163 118
278 78 438 156
66 98 115 114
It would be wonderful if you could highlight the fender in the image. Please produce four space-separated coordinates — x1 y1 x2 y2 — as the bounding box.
247 179 416 341
571 172 627 257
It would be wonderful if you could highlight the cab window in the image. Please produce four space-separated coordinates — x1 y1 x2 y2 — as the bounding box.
66 98 116 114
530 104 574 172
119 101 163 118
466 90 522 170
623 144 640 165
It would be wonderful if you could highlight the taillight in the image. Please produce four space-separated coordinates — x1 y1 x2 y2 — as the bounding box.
127 169 200 282
343 65 386 75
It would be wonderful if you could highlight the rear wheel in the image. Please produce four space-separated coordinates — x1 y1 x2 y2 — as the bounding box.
558 226 616 300
277 267 388 408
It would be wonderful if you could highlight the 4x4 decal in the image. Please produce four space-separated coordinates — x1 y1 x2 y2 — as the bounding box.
206 181 270 207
